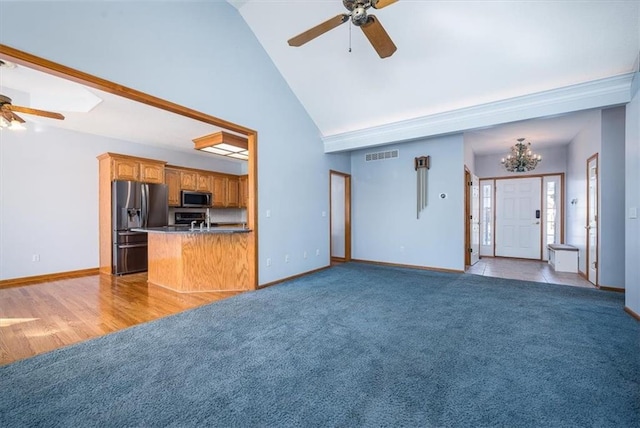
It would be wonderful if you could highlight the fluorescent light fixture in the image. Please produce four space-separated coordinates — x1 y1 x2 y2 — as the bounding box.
193 131 249 160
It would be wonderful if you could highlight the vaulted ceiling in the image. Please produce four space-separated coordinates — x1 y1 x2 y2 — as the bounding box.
232 0 639 152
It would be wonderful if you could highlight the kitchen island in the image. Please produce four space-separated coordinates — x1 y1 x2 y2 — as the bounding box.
133 226 252 293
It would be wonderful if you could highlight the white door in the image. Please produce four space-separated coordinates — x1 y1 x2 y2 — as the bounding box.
495 177 542 259
587 155 598 285
470 174 480 265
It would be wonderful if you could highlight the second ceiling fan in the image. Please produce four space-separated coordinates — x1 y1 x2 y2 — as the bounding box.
287 0 398 59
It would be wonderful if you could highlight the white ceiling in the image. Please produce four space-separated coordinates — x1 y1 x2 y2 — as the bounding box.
233 0 639 152
1 1 638 158
0 60 246 163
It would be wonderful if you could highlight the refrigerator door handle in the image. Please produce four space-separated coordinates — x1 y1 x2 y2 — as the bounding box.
141 184 148 227
118 243 148 249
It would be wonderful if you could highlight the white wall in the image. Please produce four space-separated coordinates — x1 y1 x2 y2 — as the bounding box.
625 69 640 314
464 139 476 174
351 134 465 271
474 145 568 179
0 1 350 284
566 115 601 275
599 106 626 288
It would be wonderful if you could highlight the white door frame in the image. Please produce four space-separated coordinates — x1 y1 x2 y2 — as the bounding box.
330 170 351 262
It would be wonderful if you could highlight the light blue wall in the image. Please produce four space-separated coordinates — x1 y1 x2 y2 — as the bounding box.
626 70 640 314
0 1 350 284
566 115 601 274
600 106 626 288
350 135 465 271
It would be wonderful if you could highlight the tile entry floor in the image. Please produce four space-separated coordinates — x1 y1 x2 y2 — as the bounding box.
466 257 596 288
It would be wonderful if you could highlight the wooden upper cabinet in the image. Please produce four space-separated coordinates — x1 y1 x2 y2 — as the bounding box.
196 173 213 193
239 175 248 208
165 168 181 207
227 176 240 208
106 154 166 183
180 171 197 191
139 161 164 184
111 157 139 181
211 175 227 207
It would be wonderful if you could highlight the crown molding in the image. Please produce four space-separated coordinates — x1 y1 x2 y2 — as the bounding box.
323 73 635 153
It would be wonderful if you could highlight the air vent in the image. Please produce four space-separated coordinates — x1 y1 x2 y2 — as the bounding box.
365 149 399 162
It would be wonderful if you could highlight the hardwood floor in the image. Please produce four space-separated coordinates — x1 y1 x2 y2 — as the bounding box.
0 273 244 366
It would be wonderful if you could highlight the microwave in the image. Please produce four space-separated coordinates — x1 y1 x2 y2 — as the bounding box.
181 190 212 208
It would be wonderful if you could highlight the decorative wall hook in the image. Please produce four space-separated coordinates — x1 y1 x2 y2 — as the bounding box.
415 156 430 219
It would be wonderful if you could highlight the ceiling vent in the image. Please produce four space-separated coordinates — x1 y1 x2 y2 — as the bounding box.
365 149 399 162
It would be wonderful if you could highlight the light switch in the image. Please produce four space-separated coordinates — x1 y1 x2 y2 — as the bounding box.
266 209 271 218
630 207 638 219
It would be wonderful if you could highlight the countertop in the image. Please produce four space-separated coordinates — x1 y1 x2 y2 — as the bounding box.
132 225 250 234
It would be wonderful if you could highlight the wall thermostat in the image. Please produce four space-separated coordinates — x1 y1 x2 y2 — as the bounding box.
439 193 447 199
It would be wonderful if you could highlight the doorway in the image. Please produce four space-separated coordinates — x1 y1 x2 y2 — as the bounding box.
586 154 599 285
464 168 480 266
330 171 351 262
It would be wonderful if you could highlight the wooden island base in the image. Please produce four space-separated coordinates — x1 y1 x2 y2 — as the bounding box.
147 232 251 292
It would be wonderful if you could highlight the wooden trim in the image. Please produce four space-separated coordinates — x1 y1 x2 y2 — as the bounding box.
329 170 352 262
0 44 259 290
96 152 167 165
480 171 566 181
258 265 331 289
193 131 248 151
624 306 640 321
597 285 624 293
0 44 255 136
0 268 100 289
351 259 465 274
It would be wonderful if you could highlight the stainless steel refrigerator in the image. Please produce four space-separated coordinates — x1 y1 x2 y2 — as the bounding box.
112 180 168 275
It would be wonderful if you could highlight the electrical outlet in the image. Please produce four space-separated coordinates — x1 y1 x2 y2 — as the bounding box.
32 254 40 262
316 249 320 256
266 258 271 267
303 251 307 259
285 254 289 263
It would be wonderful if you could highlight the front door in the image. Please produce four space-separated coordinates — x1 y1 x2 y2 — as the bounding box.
495 177 542 259
587 154 598 285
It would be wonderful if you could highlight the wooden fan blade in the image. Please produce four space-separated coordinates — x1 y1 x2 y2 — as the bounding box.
361 15 397 58
1 105 25 123
288 14 350 47
8 105 65 120
372 0 398 9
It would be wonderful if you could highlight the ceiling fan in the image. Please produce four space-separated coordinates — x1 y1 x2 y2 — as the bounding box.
0 93 65 128
287 0 398 58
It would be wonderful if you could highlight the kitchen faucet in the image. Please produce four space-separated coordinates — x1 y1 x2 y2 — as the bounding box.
190 220 197 231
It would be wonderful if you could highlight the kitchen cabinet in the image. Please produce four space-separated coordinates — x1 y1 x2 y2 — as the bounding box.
110 155 164 184
239 175 248 208
165 168 181 207
212 174 227 207
196 173 213 193
139 162 164 184
180 171 197 191
227 176 239 208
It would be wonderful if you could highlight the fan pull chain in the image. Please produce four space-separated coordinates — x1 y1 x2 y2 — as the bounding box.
348 22 352 53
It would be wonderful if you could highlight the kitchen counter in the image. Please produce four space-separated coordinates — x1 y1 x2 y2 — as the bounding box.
132 225 250 234
137 226 252 293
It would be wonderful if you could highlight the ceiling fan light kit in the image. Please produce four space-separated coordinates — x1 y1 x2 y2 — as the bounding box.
287 0 398 58
501 138 542 172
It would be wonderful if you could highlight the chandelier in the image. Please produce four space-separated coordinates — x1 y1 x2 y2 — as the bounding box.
501 138 542 172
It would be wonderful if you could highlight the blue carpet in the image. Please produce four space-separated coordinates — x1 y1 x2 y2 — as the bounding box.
1 263 638 427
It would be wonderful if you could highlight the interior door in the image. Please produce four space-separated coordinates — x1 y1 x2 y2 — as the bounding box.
470 174 480 265
330 171 351 261
587 155 598 285
495 177 542 259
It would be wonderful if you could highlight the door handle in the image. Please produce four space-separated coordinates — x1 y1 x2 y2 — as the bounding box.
533 221 540 225
585 225 591 230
